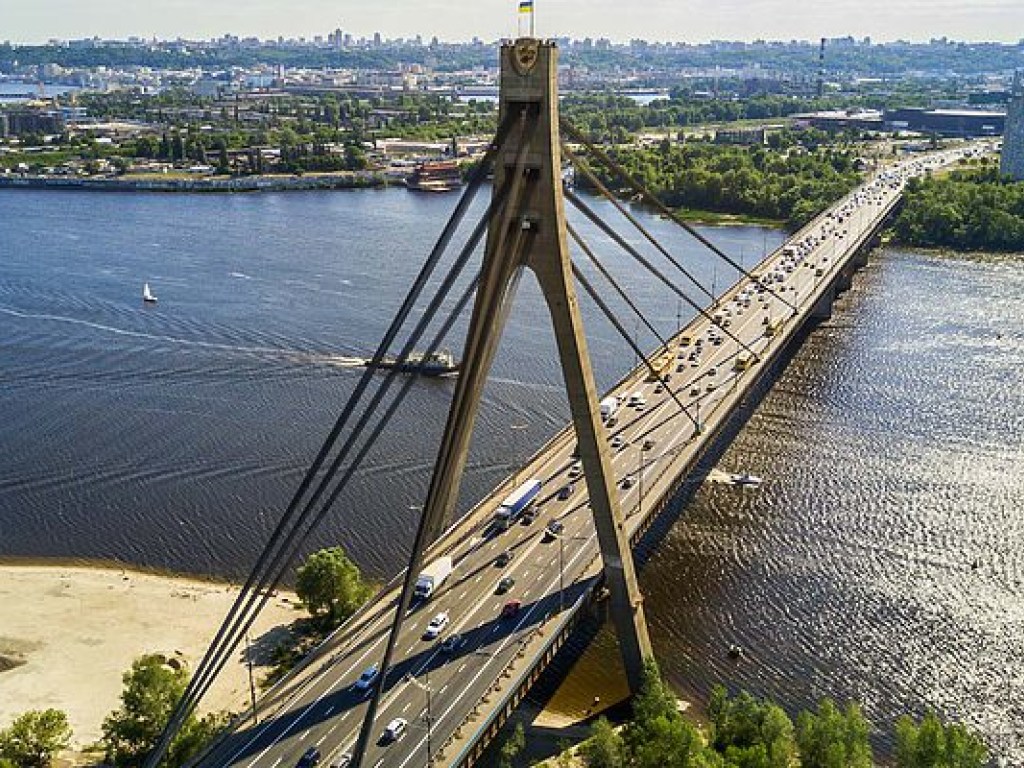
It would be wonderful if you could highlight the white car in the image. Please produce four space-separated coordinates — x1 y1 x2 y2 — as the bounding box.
424 611 449 639
382 717 407 743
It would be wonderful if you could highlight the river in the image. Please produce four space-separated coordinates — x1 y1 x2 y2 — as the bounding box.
0 187 1020 761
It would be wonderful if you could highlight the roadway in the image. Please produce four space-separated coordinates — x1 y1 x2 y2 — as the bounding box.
201 144 976 768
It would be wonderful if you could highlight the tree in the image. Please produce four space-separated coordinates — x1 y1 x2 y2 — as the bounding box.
100 654 223 768
708 687 796 768
498 721 525 768
895 712 987 768
0 709 72 767
582 717 625 768
795 699 872 768
296 547 372 624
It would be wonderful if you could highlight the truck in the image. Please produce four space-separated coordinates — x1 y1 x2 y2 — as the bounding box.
494 478 542 529
599 396 619 421
414 556 453 601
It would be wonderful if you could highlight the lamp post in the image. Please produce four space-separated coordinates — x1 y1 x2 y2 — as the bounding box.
408 674 433 766
244 632 258 725
558 533 565 614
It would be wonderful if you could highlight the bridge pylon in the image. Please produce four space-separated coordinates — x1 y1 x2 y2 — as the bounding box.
353 38 652 766
429 37 653 689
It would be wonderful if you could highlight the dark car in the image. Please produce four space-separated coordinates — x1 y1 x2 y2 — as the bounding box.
495 549 513 567
545 519 564 539
441 633 466 653
501 599 522 618
296 747 322 768
557 483 575 501
497 575 515 594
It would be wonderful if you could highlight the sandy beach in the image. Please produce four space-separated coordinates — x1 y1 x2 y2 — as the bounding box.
0 561 299 751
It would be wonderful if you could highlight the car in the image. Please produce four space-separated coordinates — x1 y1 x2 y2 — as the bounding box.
424 611 449 639
610 435 625 449
441 633 466 653
708 366 718 376
497 575 515 593
606 416 618 427
354 664 379 692
495 549 513 567
501 600 522 618
642 438 656 450
545 519 564 538
521 506 538 524
706 381 718 392
621 476 635 489
296 747 322 768
654 384 664 394
329 754 352 768
557 483 575 500
381 717 407 743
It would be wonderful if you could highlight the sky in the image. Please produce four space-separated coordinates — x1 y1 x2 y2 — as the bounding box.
1 0 1023 45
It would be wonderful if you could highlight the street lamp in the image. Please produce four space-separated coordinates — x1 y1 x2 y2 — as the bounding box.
408 673 433 767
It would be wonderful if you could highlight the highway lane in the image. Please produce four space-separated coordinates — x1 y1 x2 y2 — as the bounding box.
208 144 978 768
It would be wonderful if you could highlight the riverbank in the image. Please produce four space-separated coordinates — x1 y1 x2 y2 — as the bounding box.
0 560 298 751
0 169 398 193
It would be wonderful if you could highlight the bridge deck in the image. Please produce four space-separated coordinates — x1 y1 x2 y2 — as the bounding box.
201 146 972 768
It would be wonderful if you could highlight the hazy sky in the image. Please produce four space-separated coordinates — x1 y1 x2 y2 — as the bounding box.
2 0 1023 44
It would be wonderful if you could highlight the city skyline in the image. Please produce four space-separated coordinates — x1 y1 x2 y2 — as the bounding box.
1 0 1023 45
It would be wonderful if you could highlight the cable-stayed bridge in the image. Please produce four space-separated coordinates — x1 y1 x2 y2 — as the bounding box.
147 39 975 768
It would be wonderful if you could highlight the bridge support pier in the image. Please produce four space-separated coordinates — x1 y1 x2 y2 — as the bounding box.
811 284 835 320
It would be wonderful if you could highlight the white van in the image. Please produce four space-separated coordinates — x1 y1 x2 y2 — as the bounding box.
627 391 646 407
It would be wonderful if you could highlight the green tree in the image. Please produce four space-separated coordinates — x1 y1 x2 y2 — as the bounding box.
625 659 721 768
100 654 223 768
498 721 525 768
894 712 987 768
708 687 796 768
0 709 72 767
582 717 625 768
795 699 872 768
296 547 373 624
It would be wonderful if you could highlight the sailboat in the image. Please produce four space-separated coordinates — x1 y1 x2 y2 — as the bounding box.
142 283 158 304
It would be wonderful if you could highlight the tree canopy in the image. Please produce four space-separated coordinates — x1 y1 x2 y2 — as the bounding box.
100 654 226 768
296 546 373 625
0 709 72 768
893 164 1024 252
895 711 988 768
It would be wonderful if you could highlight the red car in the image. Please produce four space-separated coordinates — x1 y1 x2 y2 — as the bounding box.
500 600 522 619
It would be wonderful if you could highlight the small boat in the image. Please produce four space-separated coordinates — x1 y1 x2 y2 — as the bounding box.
727 644 744 659
142 283 158 304
366 349 459 377
729 472 762 487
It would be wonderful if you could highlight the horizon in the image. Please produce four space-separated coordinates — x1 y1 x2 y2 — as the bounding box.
0 0 1022 47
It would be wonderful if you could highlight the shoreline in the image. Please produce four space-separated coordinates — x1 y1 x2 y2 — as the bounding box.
0 559 299 751
0 170 398 193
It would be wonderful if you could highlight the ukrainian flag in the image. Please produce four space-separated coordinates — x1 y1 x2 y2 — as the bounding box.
518 0 533 12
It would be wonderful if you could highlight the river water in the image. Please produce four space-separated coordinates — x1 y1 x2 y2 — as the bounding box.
0 188 1020 761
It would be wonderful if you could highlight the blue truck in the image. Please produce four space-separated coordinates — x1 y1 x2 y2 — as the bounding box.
494 478 542 529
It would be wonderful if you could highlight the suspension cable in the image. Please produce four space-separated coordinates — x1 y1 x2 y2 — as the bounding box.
561 118 799 315
567 189 764 362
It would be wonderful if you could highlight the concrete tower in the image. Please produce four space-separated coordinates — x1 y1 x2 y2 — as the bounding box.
1000 70 1024 180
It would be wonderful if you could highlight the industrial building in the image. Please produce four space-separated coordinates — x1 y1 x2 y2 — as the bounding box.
1000 71 1024 180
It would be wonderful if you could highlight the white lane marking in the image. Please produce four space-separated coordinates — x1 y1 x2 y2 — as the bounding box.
438 684 448 695
324 706 334 716
270 759 282 768
402 700 411 713
457 664 466 674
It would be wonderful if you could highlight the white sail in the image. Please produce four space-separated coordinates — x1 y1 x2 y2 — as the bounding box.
142 283 157 303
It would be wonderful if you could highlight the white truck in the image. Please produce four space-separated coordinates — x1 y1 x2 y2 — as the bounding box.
414 556 453 601
599 395 619 421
